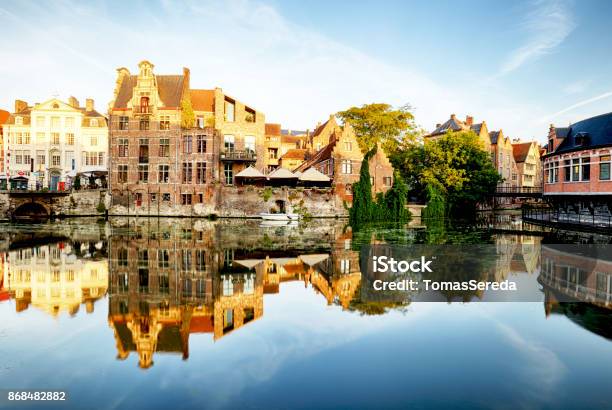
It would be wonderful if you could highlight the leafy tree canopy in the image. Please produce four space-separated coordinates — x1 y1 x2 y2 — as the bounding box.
337 103 421 154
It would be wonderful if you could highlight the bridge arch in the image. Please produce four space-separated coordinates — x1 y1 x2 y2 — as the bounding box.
13 201 50 219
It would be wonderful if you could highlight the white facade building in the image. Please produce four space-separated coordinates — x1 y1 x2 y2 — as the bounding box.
2 97 107 190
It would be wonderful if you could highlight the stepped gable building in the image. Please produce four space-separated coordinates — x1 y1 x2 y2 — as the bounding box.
2 97 107 190
512 141 541 188
109 60 266 208
295 116 394 202
542 112 612 214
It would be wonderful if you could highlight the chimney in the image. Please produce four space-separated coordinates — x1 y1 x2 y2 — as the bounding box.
86 98 94 112
14 99 27 113
465 115 473 126
68 96 79 108
183 67 190 91
450 114 456 120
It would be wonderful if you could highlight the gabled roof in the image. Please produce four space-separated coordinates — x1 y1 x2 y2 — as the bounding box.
512 142 534 163
265 123 281 136
311 119 330 137
235 166 266 178
190 89 215 112
280 148 307 160
548 112 612 156
113 74 185 109
268 167 298 179
299 167 331 182
294 140 336 172
281 135 306 144
489 131 501 144
429 116 469 136
552 127 570 139
471 123 483 134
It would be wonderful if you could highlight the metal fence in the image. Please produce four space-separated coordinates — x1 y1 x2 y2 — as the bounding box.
523 205 612 231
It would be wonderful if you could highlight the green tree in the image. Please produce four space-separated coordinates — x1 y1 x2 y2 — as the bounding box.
337 103 421 154
181 98 195 129
392 130 500 216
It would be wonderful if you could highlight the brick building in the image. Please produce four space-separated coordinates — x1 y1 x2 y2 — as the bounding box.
108 61 266 209
542 111 612 216
295 118 394 202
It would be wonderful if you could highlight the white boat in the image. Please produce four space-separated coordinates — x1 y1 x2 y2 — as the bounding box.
259 212 300 221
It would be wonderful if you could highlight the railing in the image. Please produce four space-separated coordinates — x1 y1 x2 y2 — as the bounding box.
133 106 153 114
494 186 543 194
523 205 612 230
220 150 257 161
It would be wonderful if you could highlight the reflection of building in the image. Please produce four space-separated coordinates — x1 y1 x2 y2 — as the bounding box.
540 244 612 310
107 220 362 368
2 98 107 190
1 242 108 315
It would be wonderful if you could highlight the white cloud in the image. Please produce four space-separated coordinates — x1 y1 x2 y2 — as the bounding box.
495 0 575 78
538 90 612 123
562 79 590 95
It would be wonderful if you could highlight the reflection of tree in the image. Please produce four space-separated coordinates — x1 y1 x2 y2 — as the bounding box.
348 284 409 315
548 302 612 341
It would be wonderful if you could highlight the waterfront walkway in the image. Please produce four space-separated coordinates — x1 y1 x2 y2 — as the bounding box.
523 206 612 233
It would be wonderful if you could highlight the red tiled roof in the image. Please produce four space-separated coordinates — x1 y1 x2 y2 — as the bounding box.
190 89 215 112
312 120 329 137
281 135 306 144
0 109 10 125
295 140 336 172
280 149 307 160
265 123 281 136
512 142 533 163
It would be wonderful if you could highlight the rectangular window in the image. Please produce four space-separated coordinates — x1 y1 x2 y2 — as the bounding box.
196 116 205 129
196 135 206 153
196 162 206 184
158 249 170 268
51 133 60 145
224 163 233 185
51 116 60 129
245 135 255 153
159 138 170 157
582 157 590 181
224 98 235 122
182 162 193 183
118 165 128 183
162 193 171 202
139 118 149 131
563 159 570 182
90 136 98 146
36 151 45 166
65 117 74 128
159 115 170 130
383 176 392 186
600 155 611 180
24 133 30 144
15 151 22 164
52 153 61 167
571 158 580 181
183 135 193 154
36 132 45 143
158 164 169 183
138 165 149 182
344 141 352 151
65 151 74 171
181 193 192 205
118 138 128 157
139 139 149 163
36 116 45 127
66 133 75 145
119 116 129 130
224 135 235 152
23 152 31 166
196 250 206 271
268 148 278 159
341 160 352 174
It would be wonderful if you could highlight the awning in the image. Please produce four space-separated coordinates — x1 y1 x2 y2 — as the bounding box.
235 166 266 179
298 167 331 182
234 259 264 269
267 167 298 179
300 254 329 266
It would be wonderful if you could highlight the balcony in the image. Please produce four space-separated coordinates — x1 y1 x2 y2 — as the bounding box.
220 150 257 162
133 106 153 115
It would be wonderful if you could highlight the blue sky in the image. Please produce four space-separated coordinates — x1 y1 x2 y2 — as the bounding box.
0 0 611 142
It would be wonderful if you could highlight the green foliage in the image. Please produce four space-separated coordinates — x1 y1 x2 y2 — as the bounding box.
349 147 410 226
73 177 81 190
392 130 500 216
421 184 446 220
262 187 273 202
181 98 195 129
96 202 106 213
337 103 421 154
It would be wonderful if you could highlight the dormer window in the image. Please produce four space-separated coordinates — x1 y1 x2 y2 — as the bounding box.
575 132 589 146
548 139 554 153
53 103 59 109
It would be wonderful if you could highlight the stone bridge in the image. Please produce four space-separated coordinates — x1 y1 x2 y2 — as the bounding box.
0 190 107 220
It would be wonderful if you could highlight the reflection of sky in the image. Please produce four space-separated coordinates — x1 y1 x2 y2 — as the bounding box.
2 282 612 409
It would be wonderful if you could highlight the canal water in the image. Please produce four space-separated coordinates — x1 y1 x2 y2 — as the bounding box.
0 217 611 410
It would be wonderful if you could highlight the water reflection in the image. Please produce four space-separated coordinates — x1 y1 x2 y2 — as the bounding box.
1 218 611 373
